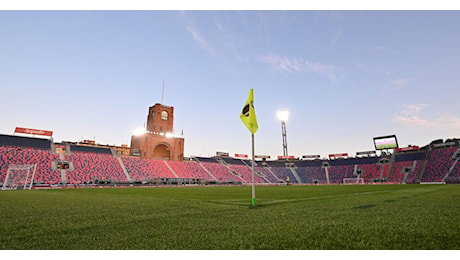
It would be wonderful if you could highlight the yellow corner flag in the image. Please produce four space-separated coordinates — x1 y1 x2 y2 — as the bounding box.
240 88 258 135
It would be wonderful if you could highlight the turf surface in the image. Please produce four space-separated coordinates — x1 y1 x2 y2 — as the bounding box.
1 184 459 249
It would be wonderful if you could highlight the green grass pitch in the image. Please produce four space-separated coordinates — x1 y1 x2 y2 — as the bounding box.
1 184 459 249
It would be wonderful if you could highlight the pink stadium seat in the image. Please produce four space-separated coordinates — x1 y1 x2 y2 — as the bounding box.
327 165 355 184
422 147 457 182
256 166 280 183
167 160 212 180
200 162 242 183
121 156 175 181
389 160 423 183
269 167 297 184
227 164 266 183
65 151 127 184
448 159 460 182
0 146 60 185
296 167 326 184
3 143 460 186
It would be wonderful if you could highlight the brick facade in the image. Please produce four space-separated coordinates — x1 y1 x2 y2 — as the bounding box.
130 103 184 161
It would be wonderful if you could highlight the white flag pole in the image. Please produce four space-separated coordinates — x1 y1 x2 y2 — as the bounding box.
252 133 256 207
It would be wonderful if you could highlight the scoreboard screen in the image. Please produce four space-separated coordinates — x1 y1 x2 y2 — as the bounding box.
373 135 399 150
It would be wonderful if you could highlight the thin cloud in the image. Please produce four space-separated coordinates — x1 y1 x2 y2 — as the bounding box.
366 45 386 51
259 53 343 81
394 104 460 131
186 25 215 56
400 103 429 115
394 115 434 127
331 29 342 47
394 103 431 127
437 114 460 130
259 54 303 72
215 21 223 31
383 78 411 94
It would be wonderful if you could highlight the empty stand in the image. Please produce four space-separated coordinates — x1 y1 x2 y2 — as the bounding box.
256 166 279 183
121 156 176 181
167 160 213 180
0 146 60 185
269 166 298 184
200 161 242 183
0 134 51 150
70 145 112 154
422 147 457 182
327 165 355 184
447 158 460 183
2 131 460 187
296 166 326 184
227 164 267 183
65 151 127 184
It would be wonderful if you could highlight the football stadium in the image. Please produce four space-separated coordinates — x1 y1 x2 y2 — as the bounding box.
1 101 460 250
2 9 460 252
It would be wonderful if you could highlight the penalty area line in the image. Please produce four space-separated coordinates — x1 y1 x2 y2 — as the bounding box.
191 189 395 206
260 189 394 205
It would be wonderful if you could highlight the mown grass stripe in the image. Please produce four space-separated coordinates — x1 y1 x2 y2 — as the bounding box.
0 184 458 249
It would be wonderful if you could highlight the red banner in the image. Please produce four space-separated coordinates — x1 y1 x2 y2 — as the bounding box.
278 155 295 160
234 153 248 158
395 146 419 152
15 127 53 137
329 153 348 159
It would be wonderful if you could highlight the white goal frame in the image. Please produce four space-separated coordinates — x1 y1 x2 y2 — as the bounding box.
2 164 37 190
343 177 365 185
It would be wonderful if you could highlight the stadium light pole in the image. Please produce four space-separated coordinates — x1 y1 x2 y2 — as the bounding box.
277 109 289 157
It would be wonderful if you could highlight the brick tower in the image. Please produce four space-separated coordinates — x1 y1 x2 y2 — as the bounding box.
130 103 184 161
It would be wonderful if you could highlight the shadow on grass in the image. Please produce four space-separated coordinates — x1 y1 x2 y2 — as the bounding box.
201 197 314 209
383 199 396 203
352 204 377 210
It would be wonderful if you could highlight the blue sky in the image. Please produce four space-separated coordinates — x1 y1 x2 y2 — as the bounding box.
1 8 460 159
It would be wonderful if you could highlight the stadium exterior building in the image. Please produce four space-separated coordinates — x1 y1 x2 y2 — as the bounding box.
130 103 185 161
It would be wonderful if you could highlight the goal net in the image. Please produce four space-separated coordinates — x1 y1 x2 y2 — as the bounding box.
343 177 365 185
2 164 37 190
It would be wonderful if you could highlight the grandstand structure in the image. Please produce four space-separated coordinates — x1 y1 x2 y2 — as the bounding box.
1 132 460 189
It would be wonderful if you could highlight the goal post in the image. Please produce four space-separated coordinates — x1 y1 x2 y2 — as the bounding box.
343 177 365 185
2 164 37 190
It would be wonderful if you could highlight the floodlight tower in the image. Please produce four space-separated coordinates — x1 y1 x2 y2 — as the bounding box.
277 109 289 157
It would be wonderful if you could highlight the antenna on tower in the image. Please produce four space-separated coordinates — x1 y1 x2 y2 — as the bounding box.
161 81 165 104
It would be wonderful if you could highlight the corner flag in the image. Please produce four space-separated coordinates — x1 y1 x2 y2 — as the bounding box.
240 88 258 135
240 88 258 207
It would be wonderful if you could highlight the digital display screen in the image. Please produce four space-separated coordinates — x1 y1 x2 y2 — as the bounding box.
373 135 398 150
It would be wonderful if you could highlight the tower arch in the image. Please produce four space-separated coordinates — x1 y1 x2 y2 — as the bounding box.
152 143 172 160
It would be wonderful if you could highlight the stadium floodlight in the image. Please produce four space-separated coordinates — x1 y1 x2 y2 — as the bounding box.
277 109 289 157
277 109 289 122
132 127 146 136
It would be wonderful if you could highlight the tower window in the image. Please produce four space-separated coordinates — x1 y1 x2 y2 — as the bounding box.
161 111 168 120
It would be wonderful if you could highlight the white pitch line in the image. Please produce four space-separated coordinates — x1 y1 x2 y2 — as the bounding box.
201 189 394 206
261 189 393 205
